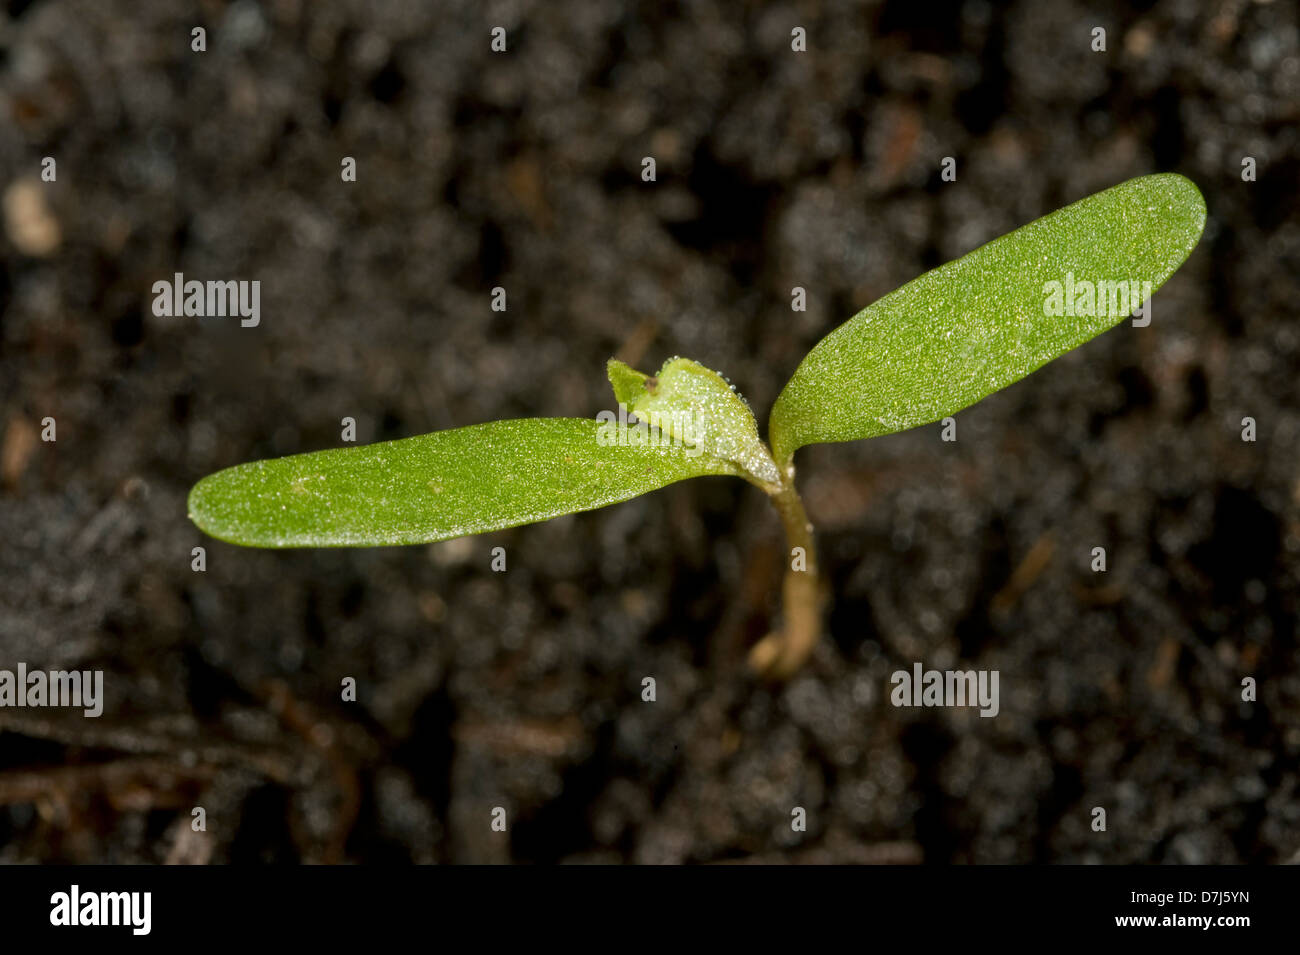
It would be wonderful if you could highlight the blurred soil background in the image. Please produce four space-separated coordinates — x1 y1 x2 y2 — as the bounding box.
1 0 1297 863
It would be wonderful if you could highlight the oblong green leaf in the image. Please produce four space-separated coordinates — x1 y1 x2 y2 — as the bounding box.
188 417 735 547
768 173 1206 465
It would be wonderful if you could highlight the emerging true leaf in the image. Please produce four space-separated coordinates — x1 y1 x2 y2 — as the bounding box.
768 173 1207 466
608 356 780 488
188 417 735 547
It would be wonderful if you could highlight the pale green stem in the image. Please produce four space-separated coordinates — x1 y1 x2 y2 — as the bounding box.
749 465 822 677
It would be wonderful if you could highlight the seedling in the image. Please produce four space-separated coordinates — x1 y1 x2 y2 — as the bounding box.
189 174 1206 677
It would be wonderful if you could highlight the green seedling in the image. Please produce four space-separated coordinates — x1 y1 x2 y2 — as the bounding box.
189 173 1206 677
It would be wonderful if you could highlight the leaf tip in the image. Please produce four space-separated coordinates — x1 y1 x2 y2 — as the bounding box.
606 358 649 407
1143 172 1207 247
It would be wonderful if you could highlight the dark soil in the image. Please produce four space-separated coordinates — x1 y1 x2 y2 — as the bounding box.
1 0 1297 863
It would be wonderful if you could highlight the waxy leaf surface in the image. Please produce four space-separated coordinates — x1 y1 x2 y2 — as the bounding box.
189 417 735 547
768 174 1206 464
